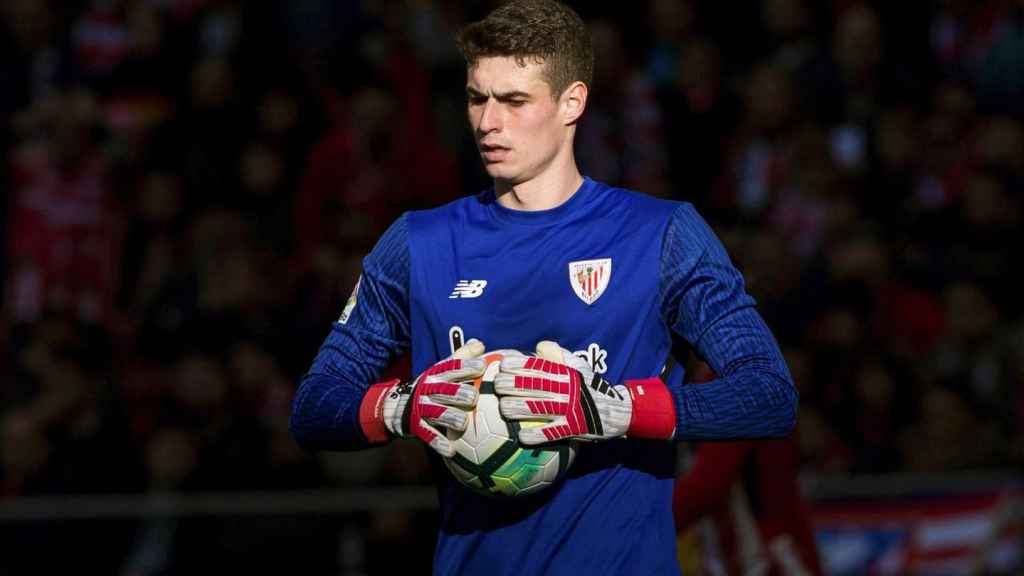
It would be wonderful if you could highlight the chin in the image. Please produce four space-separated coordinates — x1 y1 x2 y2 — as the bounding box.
484 164 519 181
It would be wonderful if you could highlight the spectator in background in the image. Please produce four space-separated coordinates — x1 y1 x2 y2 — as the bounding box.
0 311 140 572
675 438 824 576
848 356 909 473
0 0 63 103
932 0 1024 113
926 281 1015 432
294 58 460 266
576 19 670 196
716 61 798 220
7 88 121 326
644 0 695 90
899 382 1004 472
658 36 733 210
830 4 885 124
117 169 184 318
674 362 824 576
72 0 132 83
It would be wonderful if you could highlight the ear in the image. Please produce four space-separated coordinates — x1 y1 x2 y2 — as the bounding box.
561 81 588 126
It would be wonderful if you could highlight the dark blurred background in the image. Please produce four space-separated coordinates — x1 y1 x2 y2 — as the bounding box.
1 0 1022 574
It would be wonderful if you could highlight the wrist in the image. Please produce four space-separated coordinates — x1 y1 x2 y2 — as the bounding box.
359 379 401 443
624 377 676 440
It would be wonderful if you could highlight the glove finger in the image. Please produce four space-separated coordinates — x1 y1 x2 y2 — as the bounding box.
498 354 551 373
498 355 574 380
423 404 469 432
499 397 564 421
425 357 487 383
421 381 478 408
534 340 570 362
452 338 485 360
411 418 455 458
493 373 566 399
518 418 571 445
536 340 592 373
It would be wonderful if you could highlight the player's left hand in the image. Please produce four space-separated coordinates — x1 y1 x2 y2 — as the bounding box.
494 341 676 445
360 339 486 458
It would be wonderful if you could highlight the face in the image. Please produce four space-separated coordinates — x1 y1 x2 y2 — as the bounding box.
466 56 577 185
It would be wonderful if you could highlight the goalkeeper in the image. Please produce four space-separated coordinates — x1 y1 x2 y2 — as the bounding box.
289 1 798 574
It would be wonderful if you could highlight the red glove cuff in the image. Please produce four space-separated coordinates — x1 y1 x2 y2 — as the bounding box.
625 377 676 440
359 379 400 444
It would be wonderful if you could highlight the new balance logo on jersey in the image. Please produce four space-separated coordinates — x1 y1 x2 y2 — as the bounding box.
449 280 487 299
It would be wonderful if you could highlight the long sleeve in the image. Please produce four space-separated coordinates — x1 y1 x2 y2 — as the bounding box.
659 204 798 440
289 215 411 451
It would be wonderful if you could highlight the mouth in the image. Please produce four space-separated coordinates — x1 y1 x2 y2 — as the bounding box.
479 144 510 163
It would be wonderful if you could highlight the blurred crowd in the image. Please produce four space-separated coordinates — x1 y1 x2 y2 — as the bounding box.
1 0 1023 570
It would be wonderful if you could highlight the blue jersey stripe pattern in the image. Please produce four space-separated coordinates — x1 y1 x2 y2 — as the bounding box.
289 215 411 450
659 204 798 439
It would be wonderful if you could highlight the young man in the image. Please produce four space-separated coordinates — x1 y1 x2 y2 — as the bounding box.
290 1 798 574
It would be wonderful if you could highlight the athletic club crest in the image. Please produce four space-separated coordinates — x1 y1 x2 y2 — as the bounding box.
568 258 611 305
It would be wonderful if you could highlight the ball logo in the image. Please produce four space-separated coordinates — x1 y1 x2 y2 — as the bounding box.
568 258 611 305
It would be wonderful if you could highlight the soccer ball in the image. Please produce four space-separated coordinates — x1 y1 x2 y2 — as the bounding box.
444 350 576 497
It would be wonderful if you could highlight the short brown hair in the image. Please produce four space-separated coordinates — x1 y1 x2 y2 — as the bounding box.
456 0 593 98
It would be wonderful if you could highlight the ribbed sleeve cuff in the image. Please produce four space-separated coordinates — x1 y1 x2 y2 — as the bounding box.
358 380 400 444
625 377 677 440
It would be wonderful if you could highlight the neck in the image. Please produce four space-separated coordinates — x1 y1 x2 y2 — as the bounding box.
495 159 584 212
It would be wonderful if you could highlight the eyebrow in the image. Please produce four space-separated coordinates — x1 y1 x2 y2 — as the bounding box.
466 87 532 100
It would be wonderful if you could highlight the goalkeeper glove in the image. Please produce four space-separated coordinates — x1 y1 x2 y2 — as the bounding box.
494 341 676 444
359 339 486 457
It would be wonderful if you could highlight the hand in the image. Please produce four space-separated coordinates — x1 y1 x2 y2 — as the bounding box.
494 341 676 445
361 339 486 457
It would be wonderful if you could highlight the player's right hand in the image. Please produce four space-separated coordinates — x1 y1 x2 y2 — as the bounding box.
362 339 486 457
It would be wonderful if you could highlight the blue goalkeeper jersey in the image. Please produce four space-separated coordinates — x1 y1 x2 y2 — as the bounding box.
291 177 797 575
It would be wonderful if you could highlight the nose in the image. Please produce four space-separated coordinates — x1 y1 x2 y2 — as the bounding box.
476 99 501 134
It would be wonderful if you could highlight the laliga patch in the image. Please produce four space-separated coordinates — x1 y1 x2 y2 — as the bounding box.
568 258 611 305
339 275 361 324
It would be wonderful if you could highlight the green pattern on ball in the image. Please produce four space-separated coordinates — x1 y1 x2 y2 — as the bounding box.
443 353 576 497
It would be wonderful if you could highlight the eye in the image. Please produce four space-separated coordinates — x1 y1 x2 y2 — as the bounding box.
468 95 487 106
508 100 526 108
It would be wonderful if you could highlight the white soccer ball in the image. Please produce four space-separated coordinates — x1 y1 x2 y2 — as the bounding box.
444 350 576 497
